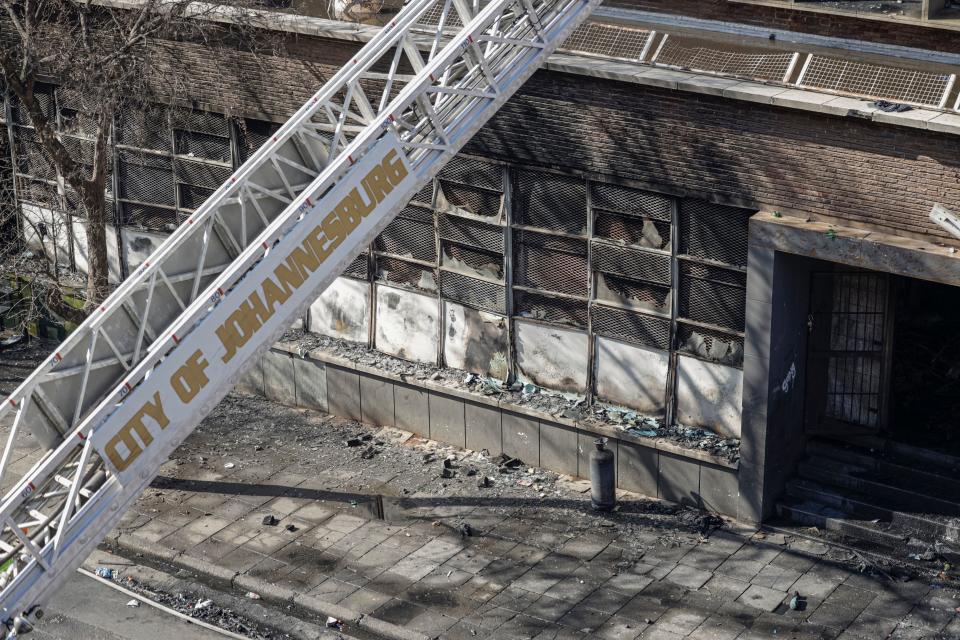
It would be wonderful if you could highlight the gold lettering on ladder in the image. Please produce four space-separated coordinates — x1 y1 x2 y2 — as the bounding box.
104 392 169 472
215 148 409 364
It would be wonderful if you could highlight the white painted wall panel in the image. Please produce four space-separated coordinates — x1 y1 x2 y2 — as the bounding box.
675 355 743 438
444 302 509 380
594 337 668 416
514 319 588 393
308 276 370 343
375 284 438 363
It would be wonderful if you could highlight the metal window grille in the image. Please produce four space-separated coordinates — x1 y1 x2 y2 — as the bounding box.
13 128 56 180
170 109 230 137
120 202 179 229
411 183 434 207
653 35 799 83
442 242 503 280
441 270 506 314
173 159 231 190
376 256 437 292
439 214 504 253
594 211 671 250
678 199 750 268
590 182 672 221
592 242 671 286
678 261 747 332
438 155 503 192
118 151 175 206
515 230 588 296
515 170 587 234
343 253 369 280
117 108 172 153
677 322 744 367
591 304 671 350
515 290 588 327
797 54 955 109
15 178 58 209
559 22 654 62
177 184 215 211
375 217 437 262
437 180 503 218
595 272 671 315
173 130 231 163
10 85 54 126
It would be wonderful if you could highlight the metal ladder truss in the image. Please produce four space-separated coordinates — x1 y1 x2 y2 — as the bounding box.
0 0 599 629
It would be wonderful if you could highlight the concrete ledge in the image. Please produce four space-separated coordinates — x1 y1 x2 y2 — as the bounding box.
257 343 742 519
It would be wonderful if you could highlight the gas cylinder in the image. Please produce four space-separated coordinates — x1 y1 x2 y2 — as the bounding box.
590 438 615 511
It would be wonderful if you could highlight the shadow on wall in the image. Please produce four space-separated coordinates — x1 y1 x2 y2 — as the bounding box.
467 70 960 240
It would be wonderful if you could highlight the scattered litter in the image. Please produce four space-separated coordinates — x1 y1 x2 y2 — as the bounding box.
346 437 362 447
223 462 235 469
361 445 377 460
873 100 912 113
246 591 261 600
285 524 298 532
95 567 114 579
195 599 213 610
459 523 473 538
788 592 806 611
477 476 492 488
126 599 139 607
261 515 279 526
326 617 343 630
441 467 455 479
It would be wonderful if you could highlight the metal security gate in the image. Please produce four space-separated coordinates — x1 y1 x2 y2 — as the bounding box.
805 270 893 437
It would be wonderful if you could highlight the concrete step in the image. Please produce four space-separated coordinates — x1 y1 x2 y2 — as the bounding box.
806 439 960 496
797 458 960 517
775 498 911 551
784 477 960 543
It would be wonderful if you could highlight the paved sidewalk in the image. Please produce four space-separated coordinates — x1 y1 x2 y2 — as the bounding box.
111 393 960 640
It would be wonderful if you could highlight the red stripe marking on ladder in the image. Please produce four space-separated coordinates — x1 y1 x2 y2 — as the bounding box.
7 398 16 407
348 155 355 165
467 35 474 43
306 197 313 207
429 73 437 82
172 334 179 344
55 352 62 362
262 242 269 250
76 431 86 441
217 288 224 297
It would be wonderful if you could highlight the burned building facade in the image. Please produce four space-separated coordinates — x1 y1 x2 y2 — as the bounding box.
4 0 960 542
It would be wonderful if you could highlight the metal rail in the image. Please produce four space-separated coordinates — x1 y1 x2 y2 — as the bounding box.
0 0 598 631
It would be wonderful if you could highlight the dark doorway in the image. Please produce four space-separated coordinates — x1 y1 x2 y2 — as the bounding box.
889 276 960 457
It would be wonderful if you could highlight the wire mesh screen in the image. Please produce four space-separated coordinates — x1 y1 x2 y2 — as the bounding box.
343 253 368 280
178 184 214 211
591 182 672 220
120 202 179 229
593 242 671 286
654 37 796 83
595 272 671 315
437 181 503 218
592 305 671 350
442 242 503 280
118 151 175 206
438 155 503 192
174 159 231 190
677 322 744 367
678 264 746 332
678 199 751 267
559 22 653 61
174 130 231 163
376 256 437 292
798 55 954 108
439 215 504 253
515 231 588 297
515 170 587 234
171 109 230 137
117 108 172 153
411 183 434 207
415 1 464 30
441 270 506 314
13 127 56 180
375 217 437 262
595 211 670 250
11 85 54 126
16 178 58 209
515 290 588 327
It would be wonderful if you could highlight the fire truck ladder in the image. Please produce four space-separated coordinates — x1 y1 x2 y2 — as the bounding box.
0 0 598 631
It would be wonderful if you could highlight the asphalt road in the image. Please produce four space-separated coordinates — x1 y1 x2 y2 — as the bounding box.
31 572 226 640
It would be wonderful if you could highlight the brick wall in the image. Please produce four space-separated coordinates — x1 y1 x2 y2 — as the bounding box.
465 70 960 241
615 0 960 55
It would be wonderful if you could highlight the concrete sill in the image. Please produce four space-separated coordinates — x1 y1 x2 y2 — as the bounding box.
271 340 740 471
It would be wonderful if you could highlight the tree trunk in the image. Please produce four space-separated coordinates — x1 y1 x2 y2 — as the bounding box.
82 181 110 311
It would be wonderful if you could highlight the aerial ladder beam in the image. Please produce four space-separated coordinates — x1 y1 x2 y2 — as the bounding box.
0 0 599 630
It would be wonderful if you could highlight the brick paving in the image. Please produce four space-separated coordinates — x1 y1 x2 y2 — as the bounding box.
105 393 960 639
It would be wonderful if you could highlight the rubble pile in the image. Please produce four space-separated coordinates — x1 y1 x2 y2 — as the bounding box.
280 330 741 463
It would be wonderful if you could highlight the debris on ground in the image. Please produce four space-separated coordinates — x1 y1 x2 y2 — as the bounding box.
278 331 740 463
95 567 114 579
325 617 343 630
261 515 279 526
245 591 261 600
125 599 139 607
